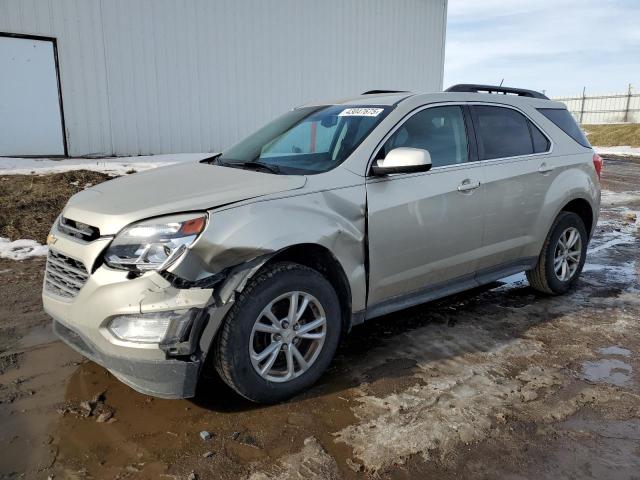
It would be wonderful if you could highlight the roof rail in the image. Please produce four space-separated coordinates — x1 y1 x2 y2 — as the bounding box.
361 89 408 95
445 84 549 100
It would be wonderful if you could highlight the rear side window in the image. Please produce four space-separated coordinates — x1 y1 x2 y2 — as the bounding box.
529 120 551 153
472 106 534 160
538 108 591 148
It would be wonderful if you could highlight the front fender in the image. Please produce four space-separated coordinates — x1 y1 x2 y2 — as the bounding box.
170 185 368 312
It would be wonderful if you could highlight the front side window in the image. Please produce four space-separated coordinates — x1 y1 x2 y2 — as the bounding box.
379 106 469 168
473 106 535 160
216 105 391 174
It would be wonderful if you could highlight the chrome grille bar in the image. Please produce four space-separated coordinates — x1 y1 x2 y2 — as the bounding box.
44 250 90 299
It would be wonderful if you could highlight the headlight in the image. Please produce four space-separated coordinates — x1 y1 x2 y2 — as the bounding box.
104 213 207 271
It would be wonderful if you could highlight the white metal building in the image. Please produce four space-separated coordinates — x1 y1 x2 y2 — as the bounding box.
0 0 447 157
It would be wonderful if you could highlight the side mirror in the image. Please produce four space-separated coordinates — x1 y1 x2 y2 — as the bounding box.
371 147 432 176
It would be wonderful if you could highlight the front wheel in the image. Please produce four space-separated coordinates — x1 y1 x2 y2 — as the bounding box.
527 212 588 294
213 262 341 403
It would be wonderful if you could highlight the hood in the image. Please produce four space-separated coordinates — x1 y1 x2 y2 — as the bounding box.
63 161 307 235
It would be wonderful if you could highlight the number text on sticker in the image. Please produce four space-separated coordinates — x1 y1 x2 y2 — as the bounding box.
338 108 384 117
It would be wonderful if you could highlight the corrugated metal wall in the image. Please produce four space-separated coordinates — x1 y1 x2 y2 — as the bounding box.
0 0 447 156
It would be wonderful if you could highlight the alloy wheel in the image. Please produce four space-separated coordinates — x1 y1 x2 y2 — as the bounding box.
553 226 582 281
249 291 327 383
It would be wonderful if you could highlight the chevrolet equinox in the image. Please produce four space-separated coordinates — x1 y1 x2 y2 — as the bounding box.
43 84 602 403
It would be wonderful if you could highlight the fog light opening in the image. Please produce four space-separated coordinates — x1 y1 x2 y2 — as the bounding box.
107 309 199 344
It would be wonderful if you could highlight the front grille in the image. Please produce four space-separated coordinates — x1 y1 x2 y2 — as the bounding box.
58 216 100 241
44 250 89 299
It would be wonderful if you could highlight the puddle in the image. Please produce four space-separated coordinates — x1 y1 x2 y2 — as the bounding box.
546 414 640 479
18 323 58 350
582 358 633 386
0 341 81 476
598 346 632 357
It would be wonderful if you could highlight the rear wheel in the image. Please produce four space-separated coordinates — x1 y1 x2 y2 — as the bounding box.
213 262 341 403
527 212 588 294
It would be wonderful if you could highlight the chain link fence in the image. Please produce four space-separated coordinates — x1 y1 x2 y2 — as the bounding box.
553 85 639 124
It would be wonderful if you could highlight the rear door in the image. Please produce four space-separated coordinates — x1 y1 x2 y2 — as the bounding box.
366 104 485 308
470 104 553 273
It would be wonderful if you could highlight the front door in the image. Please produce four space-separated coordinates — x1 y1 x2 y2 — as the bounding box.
366 105 485 309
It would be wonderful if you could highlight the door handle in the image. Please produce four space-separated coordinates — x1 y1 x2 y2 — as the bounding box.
538 163 555 174
457 179 481 192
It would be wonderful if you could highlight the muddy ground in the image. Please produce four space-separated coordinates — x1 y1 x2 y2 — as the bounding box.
1 157 639 480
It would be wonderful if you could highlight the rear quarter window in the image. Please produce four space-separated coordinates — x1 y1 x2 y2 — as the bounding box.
529 120 551 153
538 108 591 148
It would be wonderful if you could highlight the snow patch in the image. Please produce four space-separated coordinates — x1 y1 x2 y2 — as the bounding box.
334 321 551 471
601 190 640 206
582 262 638 284
0 153 212 176
588 201 638 257
589 237 634 254
493 272 528 291
594 146 640 157
0 238 48 260
248 437 340 480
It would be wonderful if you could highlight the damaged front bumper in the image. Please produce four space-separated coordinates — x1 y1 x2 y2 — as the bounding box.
43 264 218 397
42 213 271 399
42 228 233 398
53 318 201 398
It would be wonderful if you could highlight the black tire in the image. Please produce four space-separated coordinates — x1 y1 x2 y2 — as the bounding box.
526 212 588 295
213 262 341 403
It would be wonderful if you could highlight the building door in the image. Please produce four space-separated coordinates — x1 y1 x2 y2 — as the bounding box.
0 34 65 156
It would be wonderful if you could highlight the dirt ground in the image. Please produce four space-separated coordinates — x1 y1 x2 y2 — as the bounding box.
0 157 639 480
0 171 113 244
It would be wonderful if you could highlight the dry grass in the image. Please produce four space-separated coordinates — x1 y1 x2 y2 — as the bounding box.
0 171 112 244
584 124 640 147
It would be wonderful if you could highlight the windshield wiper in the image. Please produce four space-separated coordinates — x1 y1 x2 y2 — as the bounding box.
200 153 222 164
226 161 281 174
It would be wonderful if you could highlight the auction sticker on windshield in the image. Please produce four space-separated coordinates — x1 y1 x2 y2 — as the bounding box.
338 108 384 117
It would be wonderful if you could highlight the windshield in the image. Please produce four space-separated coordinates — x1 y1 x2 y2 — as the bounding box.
215 105 392 174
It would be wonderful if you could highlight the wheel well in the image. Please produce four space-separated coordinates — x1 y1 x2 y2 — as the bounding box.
262 244 352 334
561 198 594 236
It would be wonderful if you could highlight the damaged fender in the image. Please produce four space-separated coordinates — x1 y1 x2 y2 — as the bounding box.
167 183 368 354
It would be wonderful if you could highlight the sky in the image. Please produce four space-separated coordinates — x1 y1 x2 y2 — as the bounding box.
444 0 640 98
